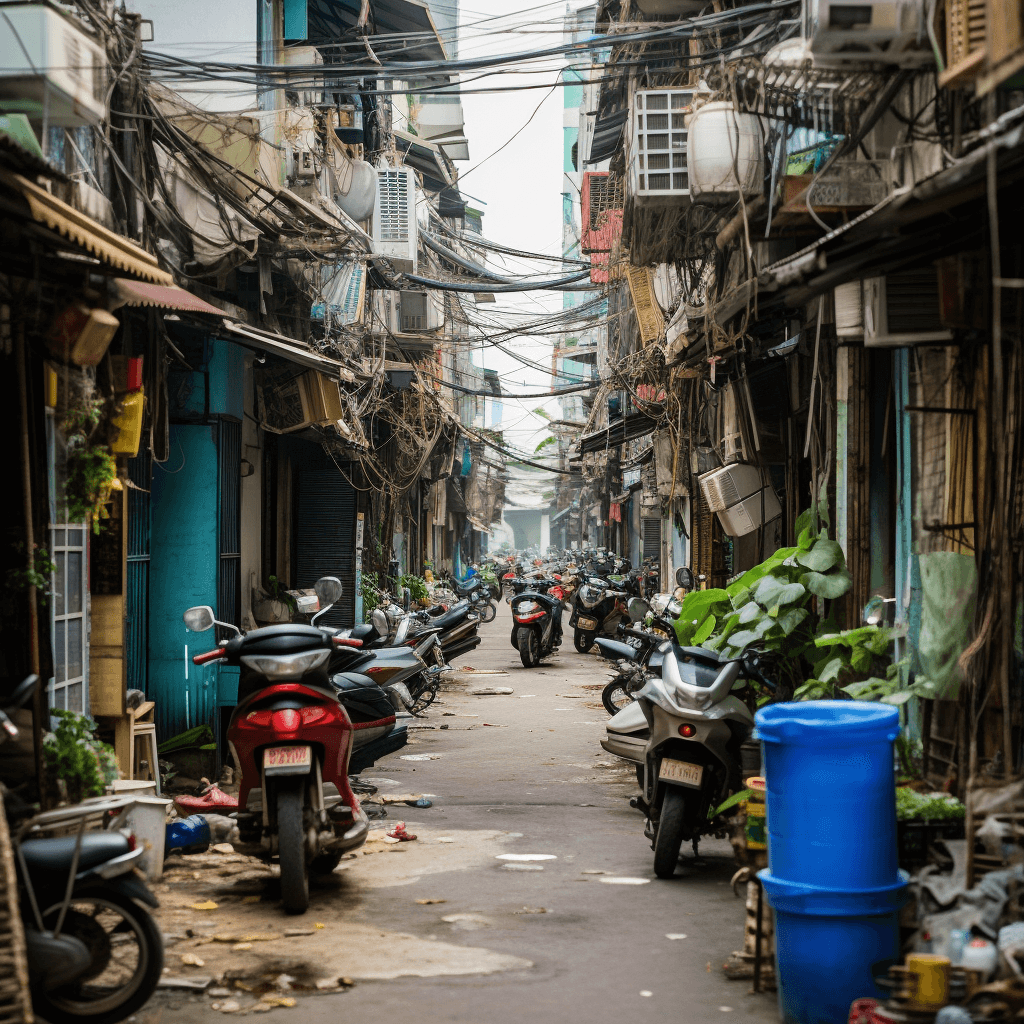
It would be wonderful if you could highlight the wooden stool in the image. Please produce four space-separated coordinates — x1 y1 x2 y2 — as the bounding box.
128 702 161 795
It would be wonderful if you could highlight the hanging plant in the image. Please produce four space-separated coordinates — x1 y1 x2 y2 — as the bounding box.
61 396 118 532
43 709 120 804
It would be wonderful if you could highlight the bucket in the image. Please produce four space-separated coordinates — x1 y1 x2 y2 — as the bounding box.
123 796 172 882
756 701 907 1024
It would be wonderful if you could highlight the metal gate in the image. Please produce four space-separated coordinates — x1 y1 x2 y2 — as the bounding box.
295 469 356 628
641 516 661 564
125 453 151 697
218 419 241 631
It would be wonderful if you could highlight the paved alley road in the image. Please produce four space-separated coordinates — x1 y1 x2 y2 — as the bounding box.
150 608 779 1024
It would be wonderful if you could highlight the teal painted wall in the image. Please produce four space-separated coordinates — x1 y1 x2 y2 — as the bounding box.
209 339 245 419
149 423 220 741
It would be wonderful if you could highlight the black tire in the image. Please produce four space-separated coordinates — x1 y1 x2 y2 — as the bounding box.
480 600 497 624
277 780 310 913
33 888 164 1024
653 787 689 879
310 849 343 875
517 627 540 668
602 676 634 715
574 630 595 654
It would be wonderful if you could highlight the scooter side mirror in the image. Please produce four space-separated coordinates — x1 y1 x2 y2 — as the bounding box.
183 606 216 632
314 576 343 609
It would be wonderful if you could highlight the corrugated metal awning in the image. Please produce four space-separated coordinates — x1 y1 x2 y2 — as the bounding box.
222 321 357 382
2 170 172 284
113 278 226 315
578 412 659 454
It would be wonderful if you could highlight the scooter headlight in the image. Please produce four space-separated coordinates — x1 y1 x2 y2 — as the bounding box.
240 649 330 680
578 585 601 608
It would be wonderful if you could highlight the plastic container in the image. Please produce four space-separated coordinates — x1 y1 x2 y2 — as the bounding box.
687 101 764 203
165 814 211 857
960 938 998 978
756 701 908 1024
124 795 172 881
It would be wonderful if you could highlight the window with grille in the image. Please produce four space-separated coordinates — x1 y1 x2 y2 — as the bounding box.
630 89 693 197
50 523 89 713
642 517 662 564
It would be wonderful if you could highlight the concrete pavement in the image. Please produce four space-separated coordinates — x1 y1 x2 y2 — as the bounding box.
148 607 780 1023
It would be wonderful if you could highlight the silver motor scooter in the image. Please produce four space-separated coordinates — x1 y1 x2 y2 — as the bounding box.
625 646 773 878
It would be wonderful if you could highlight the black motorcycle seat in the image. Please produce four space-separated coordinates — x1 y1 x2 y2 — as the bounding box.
427 602 470 630
348 623 378 642
596 638 638 661
22 832 131 875
426 604 445 615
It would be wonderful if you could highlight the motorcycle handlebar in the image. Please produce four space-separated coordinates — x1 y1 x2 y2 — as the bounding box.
193 648 227 665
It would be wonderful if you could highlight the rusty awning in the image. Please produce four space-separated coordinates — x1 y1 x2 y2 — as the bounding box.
112 278 226 315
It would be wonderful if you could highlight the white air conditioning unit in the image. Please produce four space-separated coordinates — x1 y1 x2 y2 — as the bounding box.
627 88 694 207
0 2 107 126
863 270 954 347
807 0 934 66
399 290 442 333
698 463 781 537
373 167 418 273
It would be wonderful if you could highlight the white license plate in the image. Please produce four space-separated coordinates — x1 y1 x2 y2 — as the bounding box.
577 616 597 629
659 758 703 788
263 745 312 773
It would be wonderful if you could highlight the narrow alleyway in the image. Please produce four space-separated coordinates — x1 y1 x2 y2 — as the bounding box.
148 607 778 1024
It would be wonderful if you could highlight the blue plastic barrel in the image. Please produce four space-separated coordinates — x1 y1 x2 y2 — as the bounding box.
756 701 907 1024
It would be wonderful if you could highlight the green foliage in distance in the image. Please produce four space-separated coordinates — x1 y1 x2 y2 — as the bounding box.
399 574 430 605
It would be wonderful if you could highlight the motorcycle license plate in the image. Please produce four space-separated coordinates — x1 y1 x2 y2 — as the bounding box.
263 745 312 775
577 616 597 630
659 758 703 788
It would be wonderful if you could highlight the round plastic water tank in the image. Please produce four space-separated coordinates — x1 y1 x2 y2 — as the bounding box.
755 701 907 1024
334 159 376 222
687 101 764 203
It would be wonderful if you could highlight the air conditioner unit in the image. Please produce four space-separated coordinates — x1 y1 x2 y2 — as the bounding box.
626 89 694 207
863 269 954 347
0 2 107 127
399 290 441 333
373 167 418 273
807 0 934 66
256 367 344 434
698 463 781 537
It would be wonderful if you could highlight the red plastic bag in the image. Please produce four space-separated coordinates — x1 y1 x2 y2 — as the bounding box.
174 783 238 816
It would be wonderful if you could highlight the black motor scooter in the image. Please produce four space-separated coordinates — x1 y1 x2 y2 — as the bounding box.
4 677 164 1024
509 578 566 667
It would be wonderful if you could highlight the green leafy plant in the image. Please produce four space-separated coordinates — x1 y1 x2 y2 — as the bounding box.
895 787 965 822
673 503 893 700
361 571 381 620
44 709 119 804
399 573 429 605
62 399 117 533
6 543 57 604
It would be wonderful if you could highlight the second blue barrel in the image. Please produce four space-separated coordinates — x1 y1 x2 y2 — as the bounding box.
756 701 908 1024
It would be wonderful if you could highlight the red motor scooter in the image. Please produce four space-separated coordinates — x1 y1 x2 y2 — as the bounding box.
185 577 368 913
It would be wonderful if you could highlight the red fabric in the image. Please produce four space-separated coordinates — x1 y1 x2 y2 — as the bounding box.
174 785 239 816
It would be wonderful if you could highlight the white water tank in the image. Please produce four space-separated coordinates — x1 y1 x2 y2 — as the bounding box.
834 281 864 338
334 159 376 222
687 102 764 204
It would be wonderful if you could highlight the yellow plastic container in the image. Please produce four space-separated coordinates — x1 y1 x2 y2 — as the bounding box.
111 388 145 456
904 954 950 1010
743 776 767 850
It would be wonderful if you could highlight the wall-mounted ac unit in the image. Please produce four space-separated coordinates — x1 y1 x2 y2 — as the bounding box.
698 463 781 537
807 0 934 66
399 290 442 333
256 367 344 434
0 2 107 126
863 269 954 347
626 88 694 207
373 167 418 273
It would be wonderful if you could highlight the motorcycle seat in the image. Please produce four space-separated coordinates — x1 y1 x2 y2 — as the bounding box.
348 623 378 642
427 602 470 631
21 832 131 875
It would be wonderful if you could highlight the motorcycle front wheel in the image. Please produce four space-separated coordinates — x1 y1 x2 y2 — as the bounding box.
653 788 690 879
574 630 595 653
602 675 635 715
34 890 164 1024
480 600 497 623
517 626 540 668
277 780 310 913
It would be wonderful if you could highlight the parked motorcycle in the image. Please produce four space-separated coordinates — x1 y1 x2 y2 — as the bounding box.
601 643 773 878
569 574 632 653
509 577 566 667
184 577 368 913
3 677 164 1024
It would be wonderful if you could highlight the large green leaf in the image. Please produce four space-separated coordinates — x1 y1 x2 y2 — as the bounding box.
730 587 752 611
726 548 798 598
801 569 853 599
727 628 761 651
692 615 717 645
737 601 762 625
851 646 873 673
754 576 807 610
776 606 809 636
881 691 914 705
797 539 845 572
819 655 845 683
